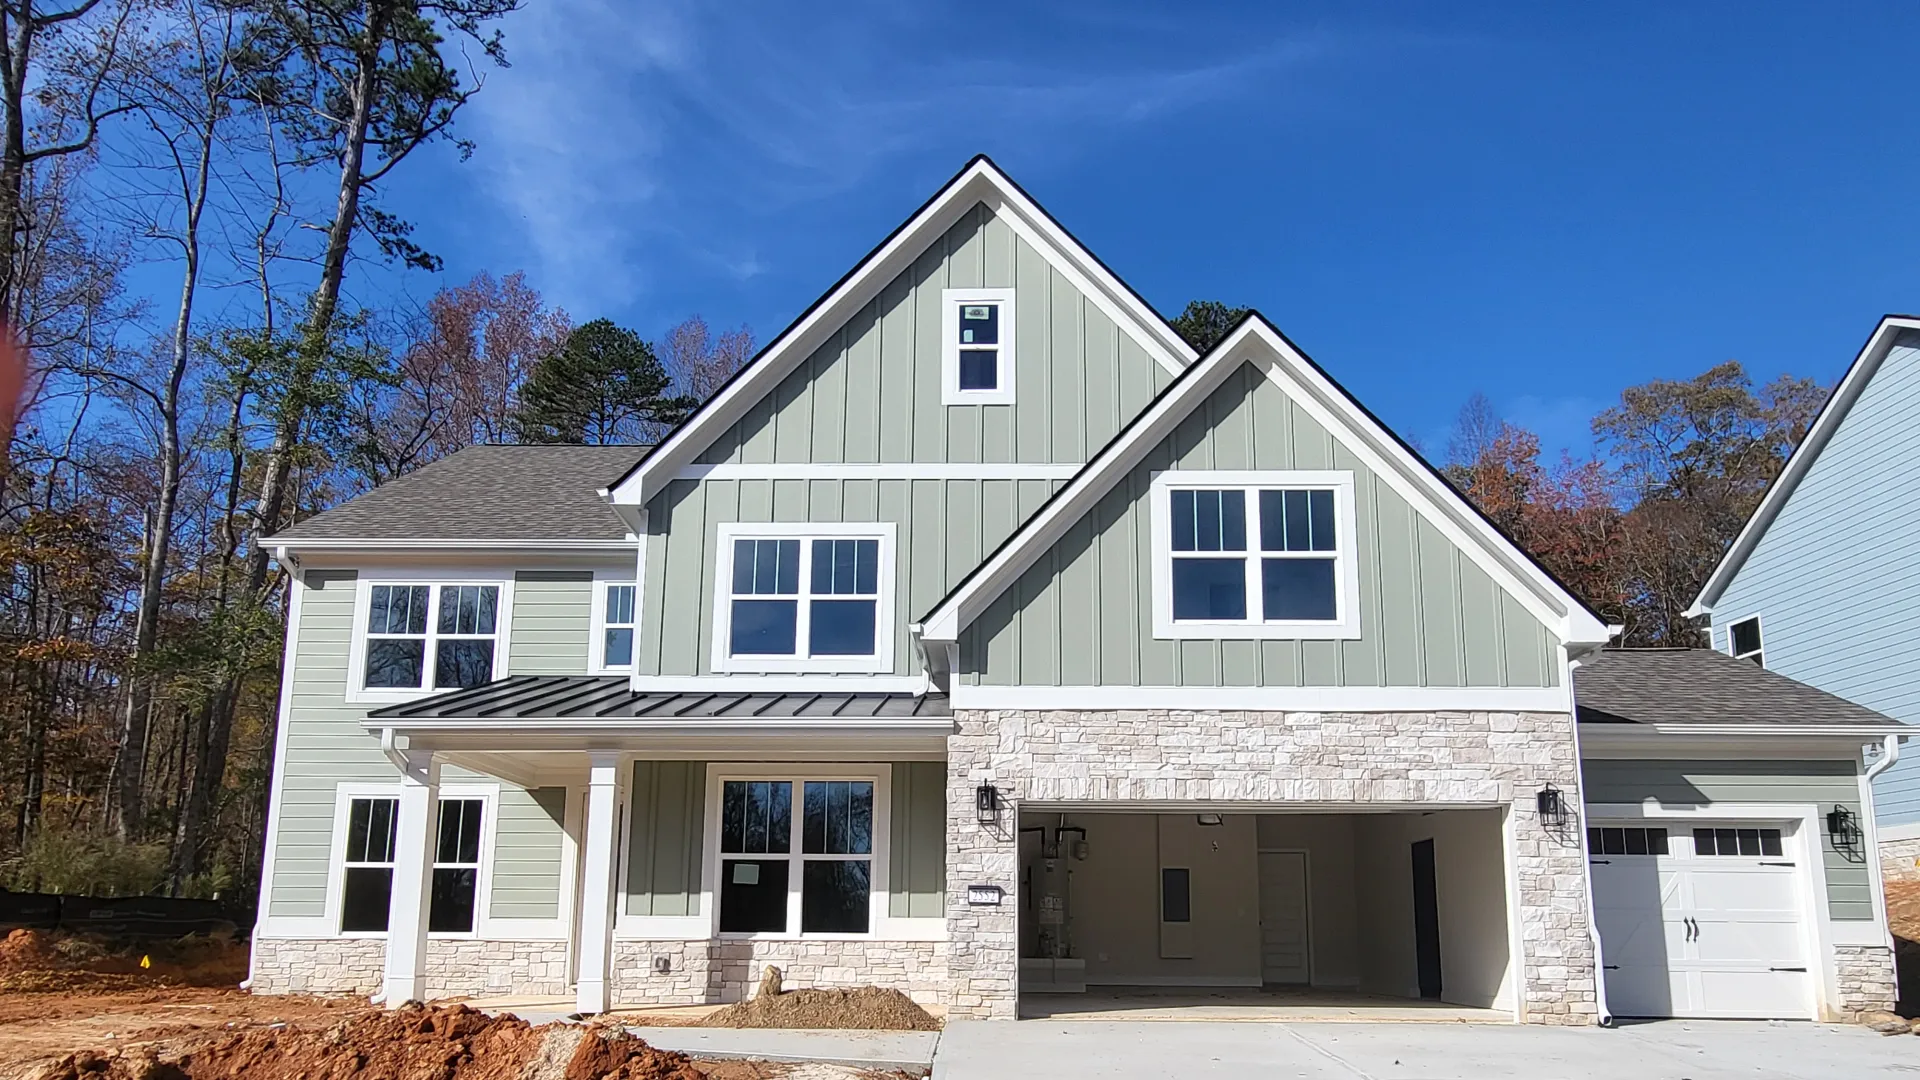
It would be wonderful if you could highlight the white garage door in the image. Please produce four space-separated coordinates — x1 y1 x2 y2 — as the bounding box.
1588 823 1812 1019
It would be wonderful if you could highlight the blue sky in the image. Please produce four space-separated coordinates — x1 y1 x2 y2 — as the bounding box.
368 1 1920 460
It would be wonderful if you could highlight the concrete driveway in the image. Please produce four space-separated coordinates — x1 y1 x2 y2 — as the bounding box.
934 1018 1920 1078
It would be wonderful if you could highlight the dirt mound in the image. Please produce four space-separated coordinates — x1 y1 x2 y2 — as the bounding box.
0 929 56 971
0 930 245 995
165 1003 535 1080
697 987 937 1032
564 1027 702 1080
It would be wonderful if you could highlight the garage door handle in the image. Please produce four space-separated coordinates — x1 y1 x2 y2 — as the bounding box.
1603 965 1620 970
1758 861 1795 867
1589 859 1610 865
1770 967 1807 972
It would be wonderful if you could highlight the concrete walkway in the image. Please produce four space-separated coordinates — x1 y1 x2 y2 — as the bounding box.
934 1018 1919 1078
621 1026 939 1071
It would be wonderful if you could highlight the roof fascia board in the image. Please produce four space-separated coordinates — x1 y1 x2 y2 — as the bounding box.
1580 722 1906 738
923 317 1610 645
265 537 637 551
606 158 1194 508
1688 314 1920 615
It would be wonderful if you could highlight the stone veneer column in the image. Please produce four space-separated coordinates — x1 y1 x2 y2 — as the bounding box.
943 707 1598 1024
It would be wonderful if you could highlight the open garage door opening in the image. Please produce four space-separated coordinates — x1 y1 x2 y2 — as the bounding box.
1016 807 1518 1021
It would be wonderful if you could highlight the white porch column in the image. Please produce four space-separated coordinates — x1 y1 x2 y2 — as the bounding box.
382 749 440 1005
575 751 623 1014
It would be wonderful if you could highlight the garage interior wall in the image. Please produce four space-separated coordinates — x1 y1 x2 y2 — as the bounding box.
1019 809 1512 1005
1352 808 1514 1010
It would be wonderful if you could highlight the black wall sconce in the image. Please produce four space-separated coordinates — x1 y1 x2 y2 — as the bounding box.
1536 784 1568 828
976 783 1000 824
1828 804 1860 845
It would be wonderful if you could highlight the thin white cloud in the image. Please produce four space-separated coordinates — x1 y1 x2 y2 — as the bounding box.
465 2 1335 317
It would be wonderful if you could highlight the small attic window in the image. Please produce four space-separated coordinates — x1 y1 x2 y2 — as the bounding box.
1728 616 1763 666
942 288 1015 405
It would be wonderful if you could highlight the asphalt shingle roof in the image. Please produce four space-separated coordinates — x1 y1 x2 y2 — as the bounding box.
1573 648 1900 727
366 675 952 721
271 445 648 541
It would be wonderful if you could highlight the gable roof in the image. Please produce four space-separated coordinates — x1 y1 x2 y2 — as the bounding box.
918 312 1614 647
1573 648 1899 729
267 444 646 546
1689 314 1920 615
603 154 1197 510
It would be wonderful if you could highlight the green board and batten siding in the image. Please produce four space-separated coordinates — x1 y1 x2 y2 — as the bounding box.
639 202 1171 679
959 364 1562 688
267 568 577 921
1582 759 1872 920
623 761 946 919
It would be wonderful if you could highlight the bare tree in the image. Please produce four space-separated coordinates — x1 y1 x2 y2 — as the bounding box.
661 314 753 405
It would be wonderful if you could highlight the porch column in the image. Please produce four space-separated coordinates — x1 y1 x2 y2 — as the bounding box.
382 749 440 1005
575 751 623 1014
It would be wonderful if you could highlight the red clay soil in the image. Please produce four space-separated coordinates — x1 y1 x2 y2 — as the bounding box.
564 1027 703 1080
0 929 247 994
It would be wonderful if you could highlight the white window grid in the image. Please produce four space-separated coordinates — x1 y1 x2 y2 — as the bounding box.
710 523 896 674
604 583 637 669
348 578 510 701
941 287 1016 405
1149 470 1362 640
707 766 889 940
325 783 499 939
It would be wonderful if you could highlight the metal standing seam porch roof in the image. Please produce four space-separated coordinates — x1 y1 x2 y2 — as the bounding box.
365 675 953 722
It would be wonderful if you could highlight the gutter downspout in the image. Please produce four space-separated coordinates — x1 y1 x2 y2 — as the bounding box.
1867 733 1901 784
1569 636 1619 1027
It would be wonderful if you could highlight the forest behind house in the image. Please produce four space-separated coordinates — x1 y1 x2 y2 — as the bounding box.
0 6 1834 920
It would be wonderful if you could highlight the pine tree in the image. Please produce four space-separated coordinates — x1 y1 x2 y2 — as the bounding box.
513 319 694 444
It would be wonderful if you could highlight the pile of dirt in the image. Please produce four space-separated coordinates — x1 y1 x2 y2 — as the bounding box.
0 930 245 995
21 1005 712 1080
697 988 937 1033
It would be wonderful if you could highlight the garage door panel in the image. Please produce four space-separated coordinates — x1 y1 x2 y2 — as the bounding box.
1689 869 1798 914
1604 963 1684 1018
1697 970 1808 1019
1594 909 1683 966
1691 919 1803 966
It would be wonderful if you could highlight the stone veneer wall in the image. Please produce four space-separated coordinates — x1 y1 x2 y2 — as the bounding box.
1880 835 1920 883
611 940 946 1007
1833 945 1898 1017
945 707 1597 1024
250 938 567 998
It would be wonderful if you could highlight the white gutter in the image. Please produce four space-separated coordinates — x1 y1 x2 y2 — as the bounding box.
260 537 639 551
1867 733 1901 783
379 727 409 771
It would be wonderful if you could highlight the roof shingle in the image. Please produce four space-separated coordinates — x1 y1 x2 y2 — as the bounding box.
271 445 647 541
1573 648 1899 727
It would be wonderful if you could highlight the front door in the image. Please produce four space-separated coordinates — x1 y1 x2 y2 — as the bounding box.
1258 851 1310 984
1589 822 1811 1019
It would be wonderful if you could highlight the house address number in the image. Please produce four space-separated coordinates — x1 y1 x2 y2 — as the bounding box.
966 885 1004 906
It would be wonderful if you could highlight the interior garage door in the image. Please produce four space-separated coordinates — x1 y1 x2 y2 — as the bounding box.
1588 823 1811 1019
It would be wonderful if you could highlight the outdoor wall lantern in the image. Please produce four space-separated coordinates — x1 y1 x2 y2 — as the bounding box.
975 783 1000 824
1828 804 1860 845
1535 784 1568 828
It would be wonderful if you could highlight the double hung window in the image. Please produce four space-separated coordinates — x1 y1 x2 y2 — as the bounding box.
1151 472 1359 639
941 288 1016 404
716 777 874 936
713 525 893 672
337 795 486 934
359 582 502 692
599 582 637 670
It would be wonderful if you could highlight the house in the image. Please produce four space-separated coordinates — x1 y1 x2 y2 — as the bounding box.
1689 316 1920 882
249 157 1900 1025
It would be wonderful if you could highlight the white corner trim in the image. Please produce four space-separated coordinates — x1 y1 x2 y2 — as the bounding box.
941 287 1016 405
950 684 1570 712
253 567 311 952
1147 470 1362 640
1690 315 1920 616
710 522 898 676
606 157 1193 508
673 462 1082 482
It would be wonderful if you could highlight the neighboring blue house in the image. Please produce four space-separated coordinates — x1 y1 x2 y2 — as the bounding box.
1689 314 1920 874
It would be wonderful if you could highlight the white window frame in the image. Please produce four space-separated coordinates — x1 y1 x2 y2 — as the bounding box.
590 571 640 674
1148 470 1362 640
701 764 892 941
941 287 1016 405
710 522 897 674
345 573 514 704
1726 613 1764 666
321 781 499 940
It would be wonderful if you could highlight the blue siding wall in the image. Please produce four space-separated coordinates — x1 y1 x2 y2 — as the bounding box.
1711 331 1920 826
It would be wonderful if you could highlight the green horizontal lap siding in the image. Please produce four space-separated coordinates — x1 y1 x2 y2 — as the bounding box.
626 761 706 917
490 786 567 920
270 569 393 917
639 476 1061 677
959 364 1561 688
694 202 1171 469
1582 758 1871 920
889 761 946 918
508 570 592 676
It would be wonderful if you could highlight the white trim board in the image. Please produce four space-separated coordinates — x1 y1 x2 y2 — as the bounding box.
951 684 1570 712
1690 314 1920 616
253 565 312 955
606 156 1194 510
673 463 1081 482
921 315 1612 647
